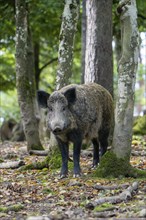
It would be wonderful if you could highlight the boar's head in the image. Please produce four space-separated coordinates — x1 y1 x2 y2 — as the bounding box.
37 87 76 135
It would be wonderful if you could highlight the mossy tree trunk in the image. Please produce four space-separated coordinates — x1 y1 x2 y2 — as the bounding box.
15 0 43 151
49 0 80 151
56 0 80 90
112 0 139 159
84 0 113 96
95 0 144 178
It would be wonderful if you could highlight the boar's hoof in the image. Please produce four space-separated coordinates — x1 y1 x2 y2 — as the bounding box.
73 173 81 178
60 174 68 179
91 163 99 169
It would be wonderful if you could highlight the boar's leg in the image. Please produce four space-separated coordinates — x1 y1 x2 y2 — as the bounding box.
99 129 109 156
73 139 82 177
69 131 82 177
56 138 69 178
92 138 100 168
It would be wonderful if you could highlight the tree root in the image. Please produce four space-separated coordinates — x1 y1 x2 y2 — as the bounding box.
86 181 138 209
19 156 50 171
94 151 146 178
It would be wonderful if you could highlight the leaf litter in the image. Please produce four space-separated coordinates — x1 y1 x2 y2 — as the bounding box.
0 135 146 220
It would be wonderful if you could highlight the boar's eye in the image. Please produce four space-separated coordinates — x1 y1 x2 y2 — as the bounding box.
62 106 66 111
48 106 53 111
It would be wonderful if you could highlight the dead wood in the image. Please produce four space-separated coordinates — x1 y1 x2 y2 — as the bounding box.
0 160 25 169
94 211 117 218
131 150 146 156
86 182 138 208
94 183 129 190
29 150 49 156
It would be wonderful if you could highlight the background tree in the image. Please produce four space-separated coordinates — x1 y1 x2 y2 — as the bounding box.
49 0 80 151
15 0 43 151
0 0 146 136
81 0 86 83
56 0 80 90
84 0 113 96
112 0 139 158
95 0 146 178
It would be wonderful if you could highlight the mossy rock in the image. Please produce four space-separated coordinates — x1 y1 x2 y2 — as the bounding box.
94 151 146 178
133 115 146 135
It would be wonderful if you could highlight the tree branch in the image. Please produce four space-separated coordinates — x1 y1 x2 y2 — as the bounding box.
138 13 146 20
86 182 138 209
39 57 58 72
0 160 25 169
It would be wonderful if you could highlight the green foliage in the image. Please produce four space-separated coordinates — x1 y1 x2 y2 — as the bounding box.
136 0 146 32
0 48 15 91
133 115 146 135
0 0 145 121
0 90 20 125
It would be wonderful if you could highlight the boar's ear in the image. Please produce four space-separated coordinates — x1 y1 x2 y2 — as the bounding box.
64 87 76 104
37 90 50 108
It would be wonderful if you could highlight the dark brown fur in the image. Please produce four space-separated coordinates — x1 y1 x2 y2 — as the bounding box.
37 83 114 177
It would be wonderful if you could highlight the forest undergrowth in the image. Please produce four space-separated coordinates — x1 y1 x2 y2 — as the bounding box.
0 135 146 220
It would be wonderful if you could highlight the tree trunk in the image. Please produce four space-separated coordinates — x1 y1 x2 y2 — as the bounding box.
49 0 80 150
81 0 86 83
34 41 40 90
56 0 80 90
85 0 113 96
112 0 139 159
15 0 43 151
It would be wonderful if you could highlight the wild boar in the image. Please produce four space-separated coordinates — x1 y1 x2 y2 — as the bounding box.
37 83 114 178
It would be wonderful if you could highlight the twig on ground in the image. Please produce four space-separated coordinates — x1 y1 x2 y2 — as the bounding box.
94 183 129 190
0 160 25 169
86 182 138 209
29 150 49 156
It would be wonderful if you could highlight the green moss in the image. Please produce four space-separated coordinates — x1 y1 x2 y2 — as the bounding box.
133 115 146 135
42 188 53 194
20 149 62 171
28 143 44 151
94 203 113 212
0 204 24 213
0 158 4 163
47 149 62 169
94 151 146 178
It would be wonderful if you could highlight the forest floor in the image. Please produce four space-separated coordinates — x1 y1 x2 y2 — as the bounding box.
0 136 146 220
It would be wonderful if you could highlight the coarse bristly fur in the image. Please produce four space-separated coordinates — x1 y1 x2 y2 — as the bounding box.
37 83 114 178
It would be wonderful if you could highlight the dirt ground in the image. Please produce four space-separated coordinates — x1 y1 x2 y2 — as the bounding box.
0 136 146 220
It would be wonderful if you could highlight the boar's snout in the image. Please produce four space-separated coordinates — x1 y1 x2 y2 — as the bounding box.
49 120 67 135
53 126 63 135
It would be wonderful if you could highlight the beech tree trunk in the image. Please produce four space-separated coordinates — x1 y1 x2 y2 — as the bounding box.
81 0 86 83
15 0 43 151
56 0 80 90
84 0 113 96
49 0 80 150
112 0 139 159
